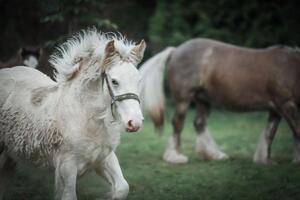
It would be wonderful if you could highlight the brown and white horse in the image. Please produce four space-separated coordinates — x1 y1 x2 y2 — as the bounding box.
139 38 300 164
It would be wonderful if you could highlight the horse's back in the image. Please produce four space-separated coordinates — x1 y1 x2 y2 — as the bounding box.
0 66 56 107
167 38 243 85
167 38 245 100
169 38 268 70
167 38 300 110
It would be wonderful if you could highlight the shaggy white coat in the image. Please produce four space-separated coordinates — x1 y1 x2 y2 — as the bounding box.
0 29 145 200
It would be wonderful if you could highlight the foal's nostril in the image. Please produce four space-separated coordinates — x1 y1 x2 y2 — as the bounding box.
128 120 133 128
126 119 141 132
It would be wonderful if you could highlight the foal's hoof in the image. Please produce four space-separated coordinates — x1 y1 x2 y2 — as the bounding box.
163 149 188 164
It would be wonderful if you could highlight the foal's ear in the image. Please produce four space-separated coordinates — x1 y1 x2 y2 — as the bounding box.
103 40 116 67
131 39 146 65
105 40 115 54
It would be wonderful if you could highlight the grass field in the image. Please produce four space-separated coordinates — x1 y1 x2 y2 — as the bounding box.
5 109 300 200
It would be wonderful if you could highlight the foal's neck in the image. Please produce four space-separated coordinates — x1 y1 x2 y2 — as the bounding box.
70 80 110 117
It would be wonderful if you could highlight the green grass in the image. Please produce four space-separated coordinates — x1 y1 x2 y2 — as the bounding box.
6 109 300 200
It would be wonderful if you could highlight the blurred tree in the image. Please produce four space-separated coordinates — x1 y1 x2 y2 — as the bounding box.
148 0 300 52
41 0 117 32
39 0 118 47
0 0 118 59
0 0 299 59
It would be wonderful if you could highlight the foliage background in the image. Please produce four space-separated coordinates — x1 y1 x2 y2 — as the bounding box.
0 0 299 60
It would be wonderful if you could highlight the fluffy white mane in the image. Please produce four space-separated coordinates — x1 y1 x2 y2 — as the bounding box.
49 29 136 83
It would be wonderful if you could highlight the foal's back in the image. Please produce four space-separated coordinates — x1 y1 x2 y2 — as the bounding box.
0 66 55 107
0 67 61 166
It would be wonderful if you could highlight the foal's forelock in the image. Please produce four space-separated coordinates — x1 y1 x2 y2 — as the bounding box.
50 30 145 84
54 45 145 84
102 40 146 70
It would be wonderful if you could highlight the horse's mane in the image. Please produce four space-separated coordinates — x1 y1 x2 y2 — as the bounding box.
268 44 300 55
50 28 136 83
294 47 300 54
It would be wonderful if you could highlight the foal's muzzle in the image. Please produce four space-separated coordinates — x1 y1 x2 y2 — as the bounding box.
102 72 141 127
110 93 140 120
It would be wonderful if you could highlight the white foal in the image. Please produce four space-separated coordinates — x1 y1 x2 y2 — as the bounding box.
0 29 146 200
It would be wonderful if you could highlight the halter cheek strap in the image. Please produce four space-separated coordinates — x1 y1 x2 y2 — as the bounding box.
102 72 140 119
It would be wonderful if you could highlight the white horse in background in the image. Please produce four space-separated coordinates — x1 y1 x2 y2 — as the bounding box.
0 29 146 200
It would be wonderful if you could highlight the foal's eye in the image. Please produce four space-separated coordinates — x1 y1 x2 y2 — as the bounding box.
111 79 119 87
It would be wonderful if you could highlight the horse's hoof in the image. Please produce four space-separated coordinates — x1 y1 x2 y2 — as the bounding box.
292 158 300 164
163 149 188 164
215 151 229 160
195 132 228 161
196 149 229 161
205 152 229 161
253 157 273 165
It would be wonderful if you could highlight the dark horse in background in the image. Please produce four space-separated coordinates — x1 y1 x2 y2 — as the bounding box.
139 38 300 164
0 46 42 69
0 46 55 78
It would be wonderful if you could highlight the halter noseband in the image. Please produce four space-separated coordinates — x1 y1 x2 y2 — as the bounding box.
102 72 140 119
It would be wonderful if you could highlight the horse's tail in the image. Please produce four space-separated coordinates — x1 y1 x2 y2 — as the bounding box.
139 47 175 134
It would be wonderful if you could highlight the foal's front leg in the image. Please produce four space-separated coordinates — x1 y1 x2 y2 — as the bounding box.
55 156 78 200
95 152 129 200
